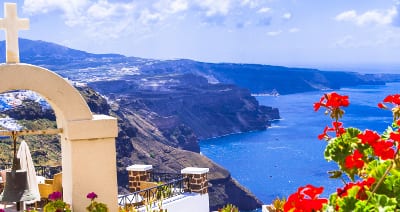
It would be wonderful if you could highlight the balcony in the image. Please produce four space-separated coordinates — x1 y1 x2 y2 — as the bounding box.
0 164 210 211
118 165 210 212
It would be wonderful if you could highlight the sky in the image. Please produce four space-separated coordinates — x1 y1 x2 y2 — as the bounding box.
1 0 400 73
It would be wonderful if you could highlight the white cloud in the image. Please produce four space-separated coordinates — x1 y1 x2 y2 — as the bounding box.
170 0 189 13
138 9 163 25
288 27 299 33
257 7 271 14
267 30 282 36
241 0 262 8
23 0 89 26
335 10 357 21
87 1 135 20
196 0 231 16
21 0 280 38
23 0 140 39
282 12 291 20
23 0 89 15
335 7 397 26
154 0 189 14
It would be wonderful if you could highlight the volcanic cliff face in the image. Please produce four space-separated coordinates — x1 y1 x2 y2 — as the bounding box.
90 73 280 141
113 101 264 210
88 74 278 210
84 87 267 210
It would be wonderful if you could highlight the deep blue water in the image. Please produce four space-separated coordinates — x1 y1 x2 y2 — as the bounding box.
200 82 400 206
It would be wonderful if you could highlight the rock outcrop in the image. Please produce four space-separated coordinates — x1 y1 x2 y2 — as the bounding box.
90 73 280 141
113 95 264 210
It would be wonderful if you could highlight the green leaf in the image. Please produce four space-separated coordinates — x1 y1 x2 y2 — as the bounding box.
365 160 389 178
364 192 397 211
346 128 362 138
338 196 359 212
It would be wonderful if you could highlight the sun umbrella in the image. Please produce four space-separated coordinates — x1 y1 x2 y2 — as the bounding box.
17 140 40 203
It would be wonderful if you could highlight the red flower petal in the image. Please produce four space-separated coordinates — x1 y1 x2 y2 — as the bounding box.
383 94 400 105
377 102 387 109
372 140 395 160
345 150 364 169
314 102 322 111
390 132 400 143
357 130 380 145
284 184 327 211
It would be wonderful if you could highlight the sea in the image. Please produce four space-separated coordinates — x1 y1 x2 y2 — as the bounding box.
199 82 400 208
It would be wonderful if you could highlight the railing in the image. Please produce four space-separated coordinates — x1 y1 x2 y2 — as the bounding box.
0 163 61 179
150 172 184 183
118 177 189 209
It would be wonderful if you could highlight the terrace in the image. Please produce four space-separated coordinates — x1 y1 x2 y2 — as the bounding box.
0 164 210 211
118 165 209 211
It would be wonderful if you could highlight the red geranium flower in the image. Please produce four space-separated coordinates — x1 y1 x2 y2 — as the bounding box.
332 121 346 136
371 140 395 160
284 184 328 212
318 122 346 140
345 150 364 169
314 96 325 111
314 92 349 111
390 132 400 144
318 126 330 140
326 92 349 108
357 130 380 145
383 94 400 105
337 178 375 200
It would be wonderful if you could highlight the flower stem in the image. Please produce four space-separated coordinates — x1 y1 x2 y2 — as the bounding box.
366 161 393 204
368 148 399 201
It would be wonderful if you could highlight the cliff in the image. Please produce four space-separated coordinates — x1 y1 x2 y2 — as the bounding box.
89 74 277 210
114 99 263 210
84 84 269 210
90 73 279 141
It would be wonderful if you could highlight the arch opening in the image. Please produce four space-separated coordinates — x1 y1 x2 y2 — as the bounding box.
0 64 118 211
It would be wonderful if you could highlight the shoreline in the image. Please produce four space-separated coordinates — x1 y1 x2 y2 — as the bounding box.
199 118 282 142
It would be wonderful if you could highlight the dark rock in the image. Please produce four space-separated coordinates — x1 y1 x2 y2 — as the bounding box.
90 73 279 140
4 99 55 121
209 176 263 210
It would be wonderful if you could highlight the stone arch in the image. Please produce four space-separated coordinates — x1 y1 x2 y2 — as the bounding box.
0 63 118 211
0 63 92 125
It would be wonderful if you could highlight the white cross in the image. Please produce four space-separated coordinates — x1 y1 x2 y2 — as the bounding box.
0 3 29 63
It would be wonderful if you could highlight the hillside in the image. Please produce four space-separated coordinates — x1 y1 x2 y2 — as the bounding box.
89 73 279 141
1 39 396 95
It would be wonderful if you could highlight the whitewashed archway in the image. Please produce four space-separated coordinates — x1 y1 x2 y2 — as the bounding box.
0 63 118 211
